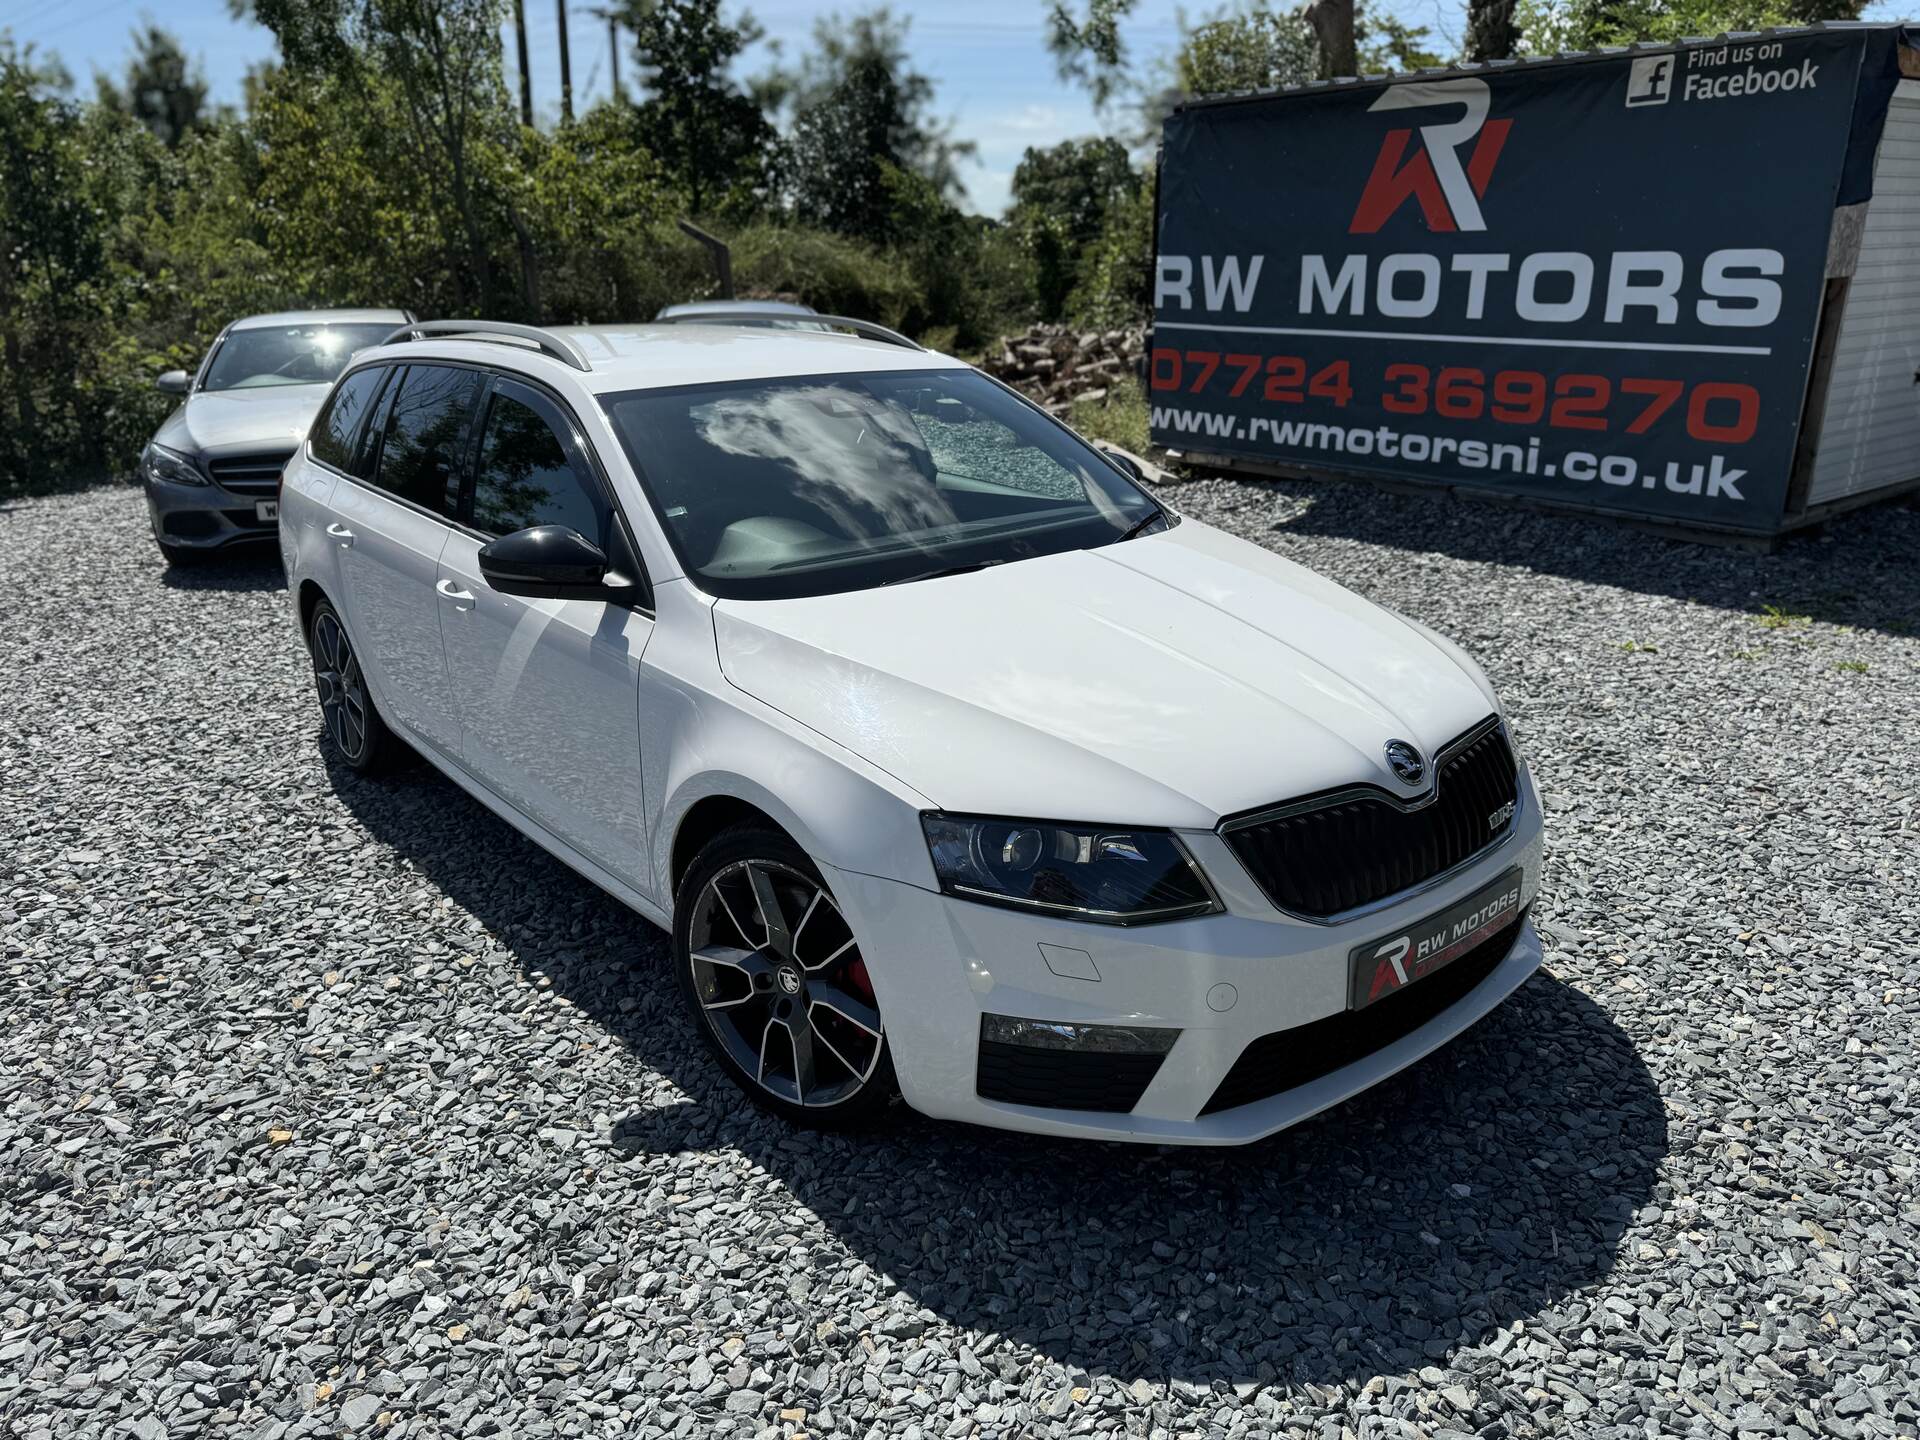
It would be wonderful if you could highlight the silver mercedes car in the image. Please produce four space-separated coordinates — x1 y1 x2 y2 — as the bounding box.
142 308 414 565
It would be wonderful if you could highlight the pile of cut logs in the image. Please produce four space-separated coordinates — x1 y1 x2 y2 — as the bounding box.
977 324 1147 414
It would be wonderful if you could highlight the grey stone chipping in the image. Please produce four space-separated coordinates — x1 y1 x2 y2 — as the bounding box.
1 478 1916 1439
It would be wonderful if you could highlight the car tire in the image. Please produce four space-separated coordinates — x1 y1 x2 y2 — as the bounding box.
674 826 898 1129
307 599 404 775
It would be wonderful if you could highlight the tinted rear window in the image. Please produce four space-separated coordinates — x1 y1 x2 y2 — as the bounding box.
311 367 386 472
375 366 482 518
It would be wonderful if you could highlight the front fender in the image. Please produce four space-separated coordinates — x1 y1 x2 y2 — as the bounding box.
641 581 939 903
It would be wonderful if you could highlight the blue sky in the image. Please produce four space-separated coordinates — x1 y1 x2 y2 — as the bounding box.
0 0 1409 215
6 0 1908 215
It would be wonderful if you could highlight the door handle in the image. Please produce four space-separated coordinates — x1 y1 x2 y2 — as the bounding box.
436 578 475 608
325 523 354 547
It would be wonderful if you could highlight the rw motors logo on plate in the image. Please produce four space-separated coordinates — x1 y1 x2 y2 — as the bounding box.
1347 868 1524 1009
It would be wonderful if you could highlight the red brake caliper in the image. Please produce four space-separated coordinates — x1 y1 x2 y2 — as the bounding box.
844 955 875 1006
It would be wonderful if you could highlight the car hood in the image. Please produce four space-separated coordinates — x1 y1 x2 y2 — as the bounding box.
154 386 330 458
711 520 1501 828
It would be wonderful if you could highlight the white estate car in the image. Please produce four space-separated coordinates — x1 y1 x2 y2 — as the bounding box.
279 315 1545 1144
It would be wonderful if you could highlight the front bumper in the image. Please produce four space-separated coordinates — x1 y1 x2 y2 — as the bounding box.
145 475 280 551
827 769 1546 1145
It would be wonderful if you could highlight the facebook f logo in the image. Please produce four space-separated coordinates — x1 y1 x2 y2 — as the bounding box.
1626 55 1675 107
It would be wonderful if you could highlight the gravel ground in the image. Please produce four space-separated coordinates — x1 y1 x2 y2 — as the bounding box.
3 480 1917 1440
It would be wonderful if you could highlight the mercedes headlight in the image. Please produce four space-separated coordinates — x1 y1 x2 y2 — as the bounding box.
142 442 205 486
921 813 1219 925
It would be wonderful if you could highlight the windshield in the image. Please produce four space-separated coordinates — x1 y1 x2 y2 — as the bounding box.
602 368 1161 599
202 324 397 392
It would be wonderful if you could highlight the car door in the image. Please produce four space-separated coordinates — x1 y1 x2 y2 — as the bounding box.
437 376 653 883
291 363 390 585
330 363 482 760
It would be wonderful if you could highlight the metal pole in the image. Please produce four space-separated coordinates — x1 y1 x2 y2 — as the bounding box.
556 0 573 123
512 0 532 126
677 219 734 300
609 16 621 102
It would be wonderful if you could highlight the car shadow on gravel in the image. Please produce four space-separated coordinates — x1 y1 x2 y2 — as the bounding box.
328 755 1667 1393
1225 472 1920 635
158 548 285 592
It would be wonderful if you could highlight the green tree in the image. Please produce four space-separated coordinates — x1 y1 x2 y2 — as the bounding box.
1007 137 1139 319
1175 9 1317 94
514 104 673 317
1066 162 1153 327
618 0 777 216
247 0 539 314
95 25 212 147
1515 0 1851 50
1045 0 1138 109
246 65 444 311
1357 11 1443 70
781 10 973 243
1010 137 1136 242
0 44 113 489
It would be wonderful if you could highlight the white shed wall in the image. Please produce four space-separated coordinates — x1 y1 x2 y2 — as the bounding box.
1808 79 1920 506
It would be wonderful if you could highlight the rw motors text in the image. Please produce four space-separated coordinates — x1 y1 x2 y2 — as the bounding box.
1157 249 1785 328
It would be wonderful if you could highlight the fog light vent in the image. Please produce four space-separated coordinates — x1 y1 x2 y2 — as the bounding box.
975 1014 1178 1112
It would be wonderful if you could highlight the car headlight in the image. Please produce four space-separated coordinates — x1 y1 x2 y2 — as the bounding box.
921 813 1219 925
142 442 206 485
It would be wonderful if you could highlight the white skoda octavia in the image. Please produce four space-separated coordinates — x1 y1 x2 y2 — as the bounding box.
279 315 1544 1144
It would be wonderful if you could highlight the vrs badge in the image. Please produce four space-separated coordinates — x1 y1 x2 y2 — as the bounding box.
1348 867 1524 1009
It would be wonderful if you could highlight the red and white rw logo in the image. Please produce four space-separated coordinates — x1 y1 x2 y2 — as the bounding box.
1349 80 1512 235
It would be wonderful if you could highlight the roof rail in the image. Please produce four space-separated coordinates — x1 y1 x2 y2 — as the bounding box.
651 310 925 352
381 319 592 372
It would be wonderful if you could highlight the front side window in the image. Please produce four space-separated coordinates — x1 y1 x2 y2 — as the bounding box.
310 366 386 472
471 390 607 545
375 365 482 518
202 324 397 391
602 368 1159 599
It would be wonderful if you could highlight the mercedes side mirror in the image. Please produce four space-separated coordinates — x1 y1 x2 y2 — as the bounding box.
156 370 191 396
477 524 641 603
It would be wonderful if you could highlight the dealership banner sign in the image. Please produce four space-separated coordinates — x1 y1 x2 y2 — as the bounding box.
1152 29 1908 530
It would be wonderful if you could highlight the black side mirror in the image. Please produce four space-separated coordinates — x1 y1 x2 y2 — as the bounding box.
156 370 191 395
478 524 639 603
1099 446 1144 482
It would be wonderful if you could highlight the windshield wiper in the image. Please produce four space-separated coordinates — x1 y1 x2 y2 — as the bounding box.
881 559 1005 587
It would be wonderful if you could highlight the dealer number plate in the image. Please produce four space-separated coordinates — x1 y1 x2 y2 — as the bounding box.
255 500 279 522
1348 867 1524 1010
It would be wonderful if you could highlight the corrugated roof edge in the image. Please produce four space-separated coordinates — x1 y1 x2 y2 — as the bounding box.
1169 20 1903 114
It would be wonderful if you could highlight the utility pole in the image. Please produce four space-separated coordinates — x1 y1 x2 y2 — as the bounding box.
556 0 573 123
512 0 532 126
608 15 621 102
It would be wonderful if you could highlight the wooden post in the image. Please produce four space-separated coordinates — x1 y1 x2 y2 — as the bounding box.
556 0 573 123
512 0 532 126
609 16 621 102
